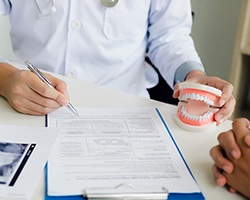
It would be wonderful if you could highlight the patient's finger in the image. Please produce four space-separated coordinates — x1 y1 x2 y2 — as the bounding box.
217 130 241 160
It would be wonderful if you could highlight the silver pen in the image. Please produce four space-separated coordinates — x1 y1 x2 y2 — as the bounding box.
25 60 79 116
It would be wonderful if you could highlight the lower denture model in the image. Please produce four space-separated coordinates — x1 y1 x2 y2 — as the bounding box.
175 82 222 132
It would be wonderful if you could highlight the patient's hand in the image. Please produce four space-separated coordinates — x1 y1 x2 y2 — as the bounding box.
223 118 250 198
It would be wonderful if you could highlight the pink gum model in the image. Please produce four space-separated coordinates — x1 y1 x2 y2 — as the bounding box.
175 82 222 132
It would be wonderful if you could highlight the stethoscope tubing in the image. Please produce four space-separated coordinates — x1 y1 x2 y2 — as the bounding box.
35 0 119 17
34 0 56 16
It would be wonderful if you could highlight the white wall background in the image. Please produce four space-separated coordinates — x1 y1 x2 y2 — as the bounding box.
0 1 242 81
191 0 242 81
0 15 13 59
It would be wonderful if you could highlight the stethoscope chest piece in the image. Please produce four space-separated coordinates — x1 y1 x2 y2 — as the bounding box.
101 0 119 7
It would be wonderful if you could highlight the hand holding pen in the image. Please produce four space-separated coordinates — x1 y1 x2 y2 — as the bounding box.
25 61 79 116
0 61 75 115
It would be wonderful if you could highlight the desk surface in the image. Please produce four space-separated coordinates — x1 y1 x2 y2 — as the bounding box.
0 69 246 200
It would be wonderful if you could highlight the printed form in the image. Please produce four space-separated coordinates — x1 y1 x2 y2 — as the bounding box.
0 125 59 200
47 107 201 196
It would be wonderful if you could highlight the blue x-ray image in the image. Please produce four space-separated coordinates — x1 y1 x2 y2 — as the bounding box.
0 143 28 185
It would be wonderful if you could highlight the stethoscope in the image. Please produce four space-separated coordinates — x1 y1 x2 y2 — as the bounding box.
35 0 119 17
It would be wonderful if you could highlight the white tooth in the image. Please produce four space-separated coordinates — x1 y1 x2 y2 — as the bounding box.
184 106 187 112
207 99 212 105
181 107 186 116
206 114 210 120
199 116 203 121
204 97 209 104
184 94 188 101
191 93 196 100
207 111 212 119
207 97 211 104
200 95 204 101
195 94 200 101
181 94 185 101
181 111 185 117
202 113 207 121
182 110 186 117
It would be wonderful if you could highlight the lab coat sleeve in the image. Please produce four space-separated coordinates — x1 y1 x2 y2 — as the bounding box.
147 0 204 88
0 0 11 15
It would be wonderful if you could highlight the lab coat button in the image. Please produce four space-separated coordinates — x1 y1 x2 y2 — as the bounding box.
66 69 77 78
71 19 81 30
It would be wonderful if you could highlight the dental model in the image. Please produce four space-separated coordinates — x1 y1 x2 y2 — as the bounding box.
175 82 222 132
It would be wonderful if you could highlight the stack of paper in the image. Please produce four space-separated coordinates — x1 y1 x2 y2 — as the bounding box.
0 125 59 200
46 107 204 200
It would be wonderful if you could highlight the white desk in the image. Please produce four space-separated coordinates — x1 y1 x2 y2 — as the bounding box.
0 72 246 200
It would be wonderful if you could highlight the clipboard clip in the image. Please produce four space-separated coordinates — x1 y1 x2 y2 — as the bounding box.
83 183 169 200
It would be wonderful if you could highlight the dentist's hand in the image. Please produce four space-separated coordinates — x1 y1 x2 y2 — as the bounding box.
0 62 69 115
173 70 235 124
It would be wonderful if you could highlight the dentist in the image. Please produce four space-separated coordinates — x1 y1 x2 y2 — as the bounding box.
0 0 235 119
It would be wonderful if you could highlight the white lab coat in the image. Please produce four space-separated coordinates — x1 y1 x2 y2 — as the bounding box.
0 0 203 97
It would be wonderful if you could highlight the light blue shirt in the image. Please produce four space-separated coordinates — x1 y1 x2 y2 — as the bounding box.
0 0 204 98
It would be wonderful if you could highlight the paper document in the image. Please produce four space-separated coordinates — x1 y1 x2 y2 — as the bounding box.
0 125 59 200
47 107 202 197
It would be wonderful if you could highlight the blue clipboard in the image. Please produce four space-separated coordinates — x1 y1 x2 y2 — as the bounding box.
45 109 205 200
45 165 204 200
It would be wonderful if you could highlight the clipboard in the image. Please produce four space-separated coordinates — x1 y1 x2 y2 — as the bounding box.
83 183 168 199
45 174 203 200
44 166 168 200
45 108 205 200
